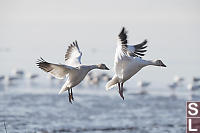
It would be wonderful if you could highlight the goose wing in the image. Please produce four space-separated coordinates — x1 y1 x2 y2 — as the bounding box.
114 27 147 79
65 40 82 67
36 57 74 79
118 27 147 58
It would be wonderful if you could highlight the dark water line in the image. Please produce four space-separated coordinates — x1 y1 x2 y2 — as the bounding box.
41 126 138 133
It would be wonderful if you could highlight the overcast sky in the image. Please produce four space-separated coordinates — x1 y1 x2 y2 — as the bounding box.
0 0 200 84
1 0 199 22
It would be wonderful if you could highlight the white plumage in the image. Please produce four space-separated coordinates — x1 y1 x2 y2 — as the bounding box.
37 41 109 103
65 41 82 67
106 27 166 99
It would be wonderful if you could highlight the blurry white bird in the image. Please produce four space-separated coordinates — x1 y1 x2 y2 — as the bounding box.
137 81 150 94
26 73 39 80
106 27 166 100
11 69 25 78
85 72 111 86
5 75 20 84
90 76 101 86
37 41 109 103
168 82 178 90
85 72 101 86
187 83 200 91
193 77 200 83
137 81 150 88
173 75 184 84
100 73 112 82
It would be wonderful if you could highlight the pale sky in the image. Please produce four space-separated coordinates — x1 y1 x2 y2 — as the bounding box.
0 0 200 84
0 0 199 23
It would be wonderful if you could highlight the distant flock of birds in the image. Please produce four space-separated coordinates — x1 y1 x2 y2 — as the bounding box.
0 70 199 93
1 27 199 103
0 69 39 84
168 75 200 91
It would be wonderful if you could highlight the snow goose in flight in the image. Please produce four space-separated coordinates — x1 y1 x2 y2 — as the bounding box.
106 27 166 100
37 41 109 103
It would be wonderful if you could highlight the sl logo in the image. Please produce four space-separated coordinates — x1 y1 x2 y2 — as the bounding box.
187 102 200 133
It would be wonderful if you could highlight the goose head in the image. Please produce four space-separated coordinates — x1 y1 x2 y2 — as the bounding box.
97 64 110 70
154 60 167 67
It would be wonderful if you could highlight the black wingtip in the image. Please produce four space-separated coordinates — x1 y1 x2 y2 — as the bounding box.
36 57 52 72
120 27 127 34
72 40 78 46
122 27 125 31
122 26 126 30
119 27 128 44
73 40 78 48
40 57 45 61
36 57 46 66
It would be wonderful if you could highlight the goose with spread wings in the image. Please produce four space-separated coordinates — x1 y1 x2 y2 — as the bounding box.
37 41 109 103
106 27 166 100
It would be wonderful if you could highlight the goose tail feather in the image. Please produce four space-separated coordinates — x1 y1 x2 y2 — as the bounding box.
105 76 118 91
58 81 70 94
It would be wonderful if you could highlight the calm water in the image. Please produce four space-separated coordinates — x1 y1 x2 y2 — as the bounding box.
0 79 197 133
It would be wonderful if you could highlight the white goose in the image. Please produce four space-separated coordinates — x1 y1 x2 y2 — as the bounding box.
106 27 166 99
37 41 109 103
